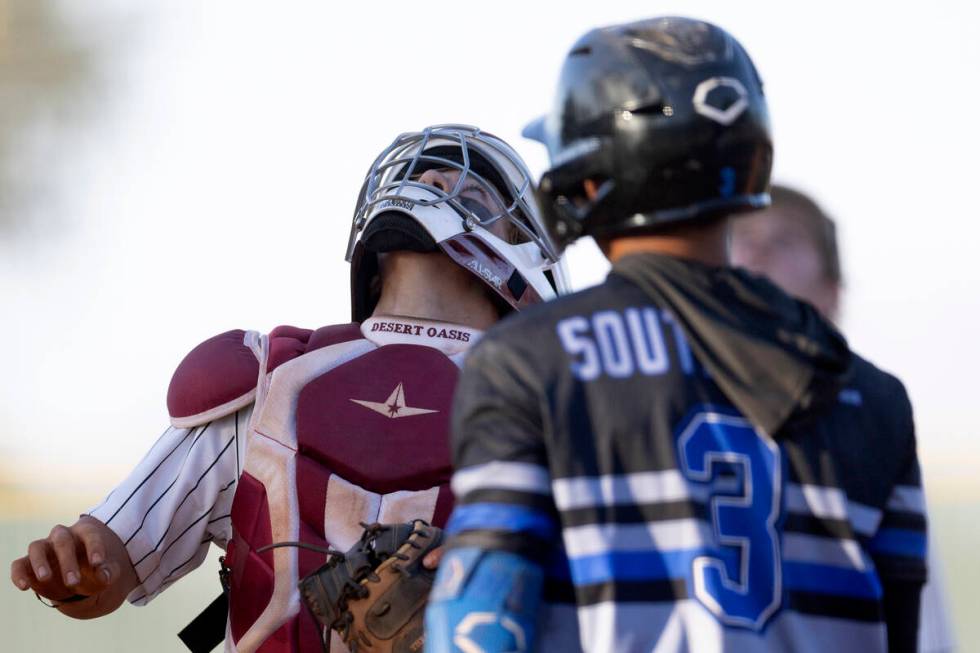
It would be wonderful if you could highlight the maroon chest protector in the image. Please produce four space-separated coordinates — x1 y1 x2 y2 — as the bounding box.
296 343 456 494
225 324 457 653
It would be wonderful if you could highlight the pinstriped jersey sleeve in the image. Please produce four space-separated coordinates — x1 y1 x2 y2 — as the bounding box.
447 338 560 559
86 405 252 604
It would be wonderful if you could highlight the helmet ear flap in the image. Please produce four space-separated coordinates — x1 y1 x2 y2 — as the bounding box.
537 150 616 251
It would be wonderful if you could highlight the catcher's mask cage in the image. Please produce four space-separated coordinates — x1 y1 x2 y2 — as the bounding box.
347 124 570 322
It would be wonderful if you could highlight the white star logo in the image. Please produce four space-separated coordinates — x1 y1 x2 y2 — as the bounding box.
350 382 438 419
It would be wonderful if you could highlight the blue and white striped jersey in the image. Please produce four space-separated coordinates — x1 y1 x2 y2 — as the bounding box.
445 255 927 652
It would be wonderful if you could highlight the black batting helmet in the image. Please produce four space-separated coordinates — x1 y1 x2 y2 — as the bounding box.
525 16 773 248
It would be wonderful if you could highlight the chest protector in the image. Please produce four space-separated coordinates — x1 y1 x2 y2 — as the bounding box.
221 324 457 652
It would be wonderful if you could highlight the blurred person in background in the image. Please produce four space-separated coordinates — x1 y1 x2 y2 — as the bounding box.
8 125 568 653
731 183 956 653
730 186 841 321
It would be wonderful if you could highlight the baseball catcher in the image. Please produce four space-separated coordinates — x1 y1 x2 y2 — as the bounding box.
10 125 568 653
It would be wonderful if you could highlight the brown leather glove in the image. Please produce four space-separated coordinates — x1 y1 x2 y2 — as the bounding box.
298 520 443 653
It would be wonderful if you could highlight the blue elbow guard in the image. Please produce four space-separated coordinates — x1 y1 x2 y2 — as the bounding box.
425 547 543 653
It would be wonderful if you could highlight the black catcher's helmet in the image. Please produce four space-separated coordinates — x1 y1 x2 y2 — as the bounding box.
525 17 773 248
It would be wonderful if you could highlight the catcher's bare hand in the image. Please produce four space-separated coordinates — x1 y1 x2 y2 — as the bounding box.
9 515 139 619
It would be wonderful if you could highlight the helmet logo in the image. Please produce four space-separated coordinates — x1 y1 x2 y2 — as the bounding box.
466 259 503 289
379 198 416 211
693 77 749 126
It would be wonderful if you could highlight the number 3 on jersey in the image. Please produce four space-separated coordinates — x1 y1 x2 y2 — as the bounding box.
676 409 783 630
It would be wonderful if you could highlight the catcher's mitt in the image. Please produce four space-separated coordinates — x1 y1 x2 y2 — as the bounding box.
298 520 443 653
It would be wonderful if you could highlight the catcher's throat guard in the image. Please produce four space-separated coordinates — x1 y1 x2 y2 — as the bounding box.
297 520 444 653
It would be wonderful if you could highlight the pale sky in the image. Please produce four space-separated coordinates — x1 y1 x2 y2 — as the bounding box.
1 0 978 502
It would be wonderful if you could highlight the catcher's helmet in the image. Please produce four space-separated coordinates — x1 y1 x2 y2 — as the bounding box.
524 17 773 249
347 124 570 322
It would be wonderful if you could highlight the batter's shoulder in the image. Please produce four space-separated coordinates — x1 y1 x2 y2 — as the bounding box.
167 323 365 427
